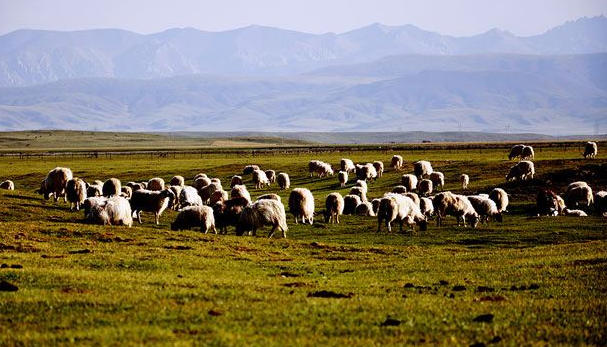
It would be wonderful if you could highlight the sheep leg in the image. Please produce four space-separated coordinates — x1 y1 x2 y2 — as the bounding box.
252 229 257 237
211 225 217 234
386 220 391 233
268 226 276 238
155 213 160 225
137 211 142 224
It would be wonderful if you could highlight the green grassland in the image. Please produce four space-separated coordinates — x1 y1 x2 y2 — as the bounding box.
0 144 606 346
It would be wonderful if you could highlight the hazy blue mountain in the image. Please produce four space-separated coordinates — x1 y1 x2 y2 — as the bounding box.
1 16 606 87
0 53 605 135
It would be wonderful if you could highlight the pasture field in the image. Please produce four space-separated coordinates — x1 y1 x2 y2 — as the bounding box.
0 144 606 346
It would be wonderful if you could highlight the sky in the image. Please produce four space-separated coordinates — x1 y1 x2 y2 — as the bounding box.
0 0 606 37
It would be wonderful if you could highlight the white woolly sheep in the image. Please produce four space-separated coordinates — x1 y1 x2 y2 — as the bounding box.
82 196 108 218
243 165 260 175
467 195 503 223
489 188 509 212
231 184 252 203
420 197 434 218
252 169 270 189
309 161 333 178
210 190 228 206
460 174 469 190
508 144 525 160
125 182 144 192
235 199 288 238
433 191 479 228
147 177 165 191
86 196 132 227
289 188 315 224
392 185 408 194
593 191 607 215
356 163 377 182
66 178 87 211
417 179 433 197
566 185 593 208
566 181 589 195
121 186 133 199
180 186 203 207
193 177 212 190
324 192 344 224
340 158 356 173
193 173 208 180
377 193 427 232
355 201 376 217
343 194 362 215
373 161 384 178
338 171 348 188
102 178 122 197
401 174 418 192
37 167 73 202
265 170 276 184
563 208 588 217
171 206 217 233
277 172 290 190
429 172 444 191
168 185 182 210
256 193 281 202
414 161 433 179
130 189 175 225
583 141 598 159
521 146 535 160
371 198 381 215
230 175 243 188
170 175 185 187
506 160 535 181
349 186 367 203
404 192 420 206
211 178 222 186
354 180 368 194
0 180 14 190
391 155 404 171
213 197 250 234
199 182 222 204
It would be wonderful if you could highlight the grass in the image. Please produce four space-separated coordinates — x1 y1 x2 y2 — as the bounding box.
0 144 606 346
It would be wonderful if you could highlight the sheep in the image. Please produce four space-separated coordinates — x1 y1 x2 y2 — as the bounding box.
371 198 381 215
506 160 535 181
593 191 607 215
377 193 427 232
433 192 479 228
563 208 588 217
537 189 560 216
340 158 356 173
66 178 87 211
404 192 420 206
235 199 288 238
147 177 165 191
583 141 598 159
0 180 14 190
460 174 469 190
417 179 433 197
489 188 509 212
126 182 144 192
180 186 203 207
265 170 276 184
120 186 133 199
170 175 185 187
338 171 348 187
521 145 535 160
373 161 384 178
343 195 362 215
429 172 444 191
414 161 433 179
85 182 102 197
401 174 418 192
86 196 132 227
210 190 228 206
171 206 217 233
309 160 322 177
213 197 250 234
556 195 566 215
355 201 376 217
392 185 408 194
199 182 222 204
37 167 73 202
82 196 108 219
252 169 270 189
129 189 175 225
277 173 290 190
194 173 208 180
211 178 222 186
508 144 525 160
419 197 434 218
349 186 367 202
288 188 315 224
391 155 404 171
102 178 122 197
230 175 243 188
366 163 378 181
309 161 333 178
256 193 281 202
566 181 589 195
231 184 252 204
565 185 593 208
356 163 377 182
92 180 104 187
243 165 260 175
467 195 503 223
168 185 182 210
324 192 344 224
193 177 212 190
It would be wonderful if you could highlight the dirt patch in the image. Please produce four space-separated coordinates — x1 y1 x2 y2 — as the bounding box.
307 290 353 298
0 280 18 292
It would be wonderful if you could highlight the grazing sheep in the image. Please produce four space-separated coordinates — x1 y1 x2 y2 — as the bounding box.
102 178 122 197
377 193 427 232
66 178 87 211
277 172 290 190
404 192 420 206
565 181 589 195
340 158 356 173
86 196 132 227
324 192 344 224
230 175 243 188
392 185 408 194
467 195 503 223
566 185 593 208
489 188 509 213
210 190 228 206
147 177 165 191
170 175 185 187
433 192 479 228
231 184 252 203
356 163 377 182
309 161 333 178
171 206 216 233
86 182 103 197
354 180 368 194
355 201 376 217
414 161 433 179
373 161 384 178
199 182 222 204
82 196 108 219
537 189 560 216
194 173 208 180
289 188 315 224
252 169 270 189
139 181 148 189
508 144 525 160
401 174 418 192
235 199 288 238
256 193 281 202
37 167 73 202
168 185 182 210
0 180 14 190
417 179 433 197
563 208 588 217
130 189 175 225
506 160 535 181
338 171 348 187
521 146 535 160
343 195 362 215
593 191 607 215
583 141 598 159
126 182 144 192
460 174 469 190
243 165 260 175
180 186 203 207
120 186 133 199
213 197 250 234
211 178 222 186
429 172 444 191
349 186 367 202
420 197 434 218
371 198 381 215
265 170 276 184
193 177 212 190
391 155 404 171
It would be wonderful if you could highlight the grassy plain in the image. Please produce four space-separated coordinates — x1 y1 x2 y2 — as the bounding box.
0 144 605 346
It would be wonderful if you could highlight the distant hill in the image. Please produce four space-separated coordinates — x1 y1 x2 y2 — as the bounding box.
1 16 606 87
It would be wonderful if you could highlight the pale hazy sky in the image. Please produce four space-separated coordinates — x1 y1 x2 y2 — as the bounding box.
1 0 606 37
